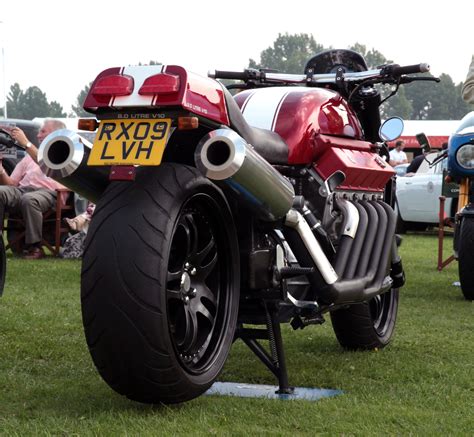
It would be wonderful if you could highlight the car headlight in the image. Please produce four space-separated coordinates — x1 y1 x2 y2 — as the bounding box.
456 143 474 170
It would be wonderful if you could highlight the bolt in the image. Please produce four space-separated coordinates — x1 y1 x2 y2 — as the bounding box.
190 267 197 276
183 296 190 304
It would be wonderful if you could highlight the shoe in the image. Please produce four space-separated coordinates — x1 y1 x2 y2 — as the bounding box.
22 246 45 260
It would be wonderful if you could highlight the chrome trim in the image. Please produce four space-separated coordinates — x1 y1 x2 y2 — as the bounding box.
340 200 360 239
38 129 109 203
38 129 90 179
195 129 295 221
195 129 246 180
284 210 338 285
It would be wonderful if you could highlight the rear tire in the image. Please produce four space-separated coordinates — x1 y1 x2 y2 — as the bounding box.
81 164 240 404
330 289 399 350
458 217 474 300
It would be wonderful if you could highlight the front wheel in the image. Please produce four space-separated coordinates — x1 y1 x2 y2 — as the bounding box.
458 217 474 300
330 289 399 350
81 164 240 404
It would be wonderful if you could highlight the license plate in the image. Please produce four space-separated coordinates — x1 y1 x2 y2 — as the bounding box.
88 119 171 166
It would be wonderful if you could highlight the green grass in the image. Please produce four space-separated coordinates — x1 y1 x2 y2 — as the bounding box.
0 235 473 435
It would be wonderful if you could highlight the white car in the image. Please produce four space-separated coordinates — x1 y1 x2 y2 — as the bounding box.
395 152 456 232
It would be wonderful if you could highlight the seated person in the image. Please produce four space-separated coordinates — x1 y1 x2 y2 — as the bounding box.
405 152 426 176
0 119 68 259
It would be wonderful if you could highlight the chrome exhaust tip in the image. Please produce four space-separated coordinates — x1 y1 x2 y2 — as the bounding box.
38 129 109 203
195 129 294 221
38 129 90 179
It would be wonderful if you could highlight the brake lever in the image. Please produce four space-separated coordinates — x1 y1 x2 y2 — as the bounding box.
400 76 441 84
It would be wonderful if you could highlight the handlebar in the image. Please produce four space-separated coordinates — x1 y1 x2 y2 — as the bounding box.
209 63 432 87
390 63 430 76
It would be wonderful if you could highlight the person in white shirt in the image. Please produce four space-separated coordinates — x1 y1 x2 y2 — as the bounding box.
389 140 408 166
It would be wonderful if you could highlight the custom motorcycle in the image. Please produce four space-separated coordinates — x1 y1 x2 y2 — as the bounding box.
38 49 436 404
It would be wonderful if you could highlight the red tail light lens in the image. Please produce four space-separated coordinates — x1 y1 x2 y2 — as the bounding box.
91 74 134 98
138 73 180 95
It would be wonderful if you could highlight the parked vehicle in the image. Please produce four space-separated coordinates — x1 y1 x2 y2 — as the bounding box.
0 118 39 174
394 163 409 177
37 50 436 404
446 112 474 300
395 151 455 232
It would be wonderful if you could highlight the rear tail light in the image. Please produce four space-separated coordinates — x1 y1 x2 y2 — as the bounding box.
139 73 180 95
91 74 134 102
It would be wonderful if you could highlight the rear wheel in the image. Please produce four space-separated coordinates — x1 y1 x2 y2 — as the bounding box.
330 289 399 350
458 217 474 300
81 164 240 404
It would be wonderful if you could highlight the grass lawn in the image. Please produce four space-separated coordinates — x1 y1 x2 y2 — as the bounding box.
0 234 473 435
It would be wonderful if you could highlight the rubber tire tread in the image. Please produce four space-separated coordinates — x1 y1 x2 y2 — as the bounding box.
81 163 239 404
458 217 474 300
330 289 399 350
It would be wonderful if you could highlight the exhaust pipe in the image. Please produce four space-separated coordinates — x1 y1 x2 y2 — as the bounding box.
195 129 294 221
38 129 110 203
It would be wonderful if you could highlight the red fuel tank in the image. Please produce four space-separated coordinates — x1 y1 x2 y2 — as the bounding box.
234 87 366 163
234 87 394 192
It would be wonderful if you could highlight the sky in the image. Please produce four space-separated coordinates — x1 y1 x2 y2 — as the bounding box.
0 0 472 115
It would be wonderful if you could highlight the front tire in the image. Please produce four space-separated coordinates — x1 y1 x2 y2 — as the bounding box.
81 164 240 404
330 289 399 350
458 217 474 300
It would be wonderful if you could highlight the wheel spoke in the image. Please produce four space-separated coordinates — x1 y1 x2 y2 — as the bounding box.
167 270 182 283
195 236 215 266
184 213 199 259
196 284 217 307
181 306 198 352
195 300 215 325
167 288 182 301
198 252 218 280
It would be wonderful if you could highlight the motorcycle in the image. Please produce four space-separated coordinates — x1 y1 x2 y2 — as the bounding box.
446 112 474 300
38 49 436 404
416 112 474 301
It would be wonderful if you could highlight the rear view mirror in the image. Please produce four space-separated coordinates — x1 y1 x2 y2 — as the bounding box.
416 132 431 153
379 117 404 142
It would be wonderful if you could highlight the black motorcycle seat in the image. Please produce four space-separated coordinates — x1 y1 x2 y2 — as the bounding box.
222 87 288 164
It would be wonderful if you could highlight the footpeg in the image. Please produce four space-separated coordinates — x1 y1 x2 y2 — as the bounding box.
277 266 314 280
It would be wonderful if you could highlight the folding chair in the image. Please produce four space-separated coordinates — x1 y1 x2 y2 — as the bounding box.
5 188 74 256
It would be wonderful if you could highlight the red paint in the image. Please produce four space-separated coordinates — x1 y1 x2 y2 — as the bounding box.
84 65 229 125
315 147 395 192
389 135 449 149
164 66 229 125
84 67 122 108
109 165 136 181
235 88 365 164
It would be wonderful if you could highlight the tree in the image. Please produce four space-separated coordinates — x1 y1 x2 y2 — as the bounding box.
71 82 91 117
349 43 391 69
5 83 66 120
249 33 324 73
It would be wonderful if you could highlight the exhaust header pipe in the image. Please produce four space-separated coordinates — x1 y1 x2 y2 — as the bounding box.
195 129 294 221
38 129 110 203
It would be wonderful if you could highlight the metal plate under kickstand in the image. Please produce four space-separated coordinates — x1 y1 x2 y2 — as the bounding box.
205 382 343 401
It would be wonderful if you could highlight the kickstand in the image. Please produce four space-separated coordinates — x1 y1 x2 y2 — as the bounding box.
235 303 294 394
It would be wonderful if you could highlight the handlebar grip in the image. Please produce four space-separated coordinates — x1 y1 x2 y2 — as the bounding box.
392 63 430 76
209 70 249 80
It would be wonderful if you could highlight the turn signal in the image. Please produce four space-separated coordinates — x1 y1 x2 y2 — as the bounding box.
78 118 99 131
178 117 199 130
444 174 453 183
